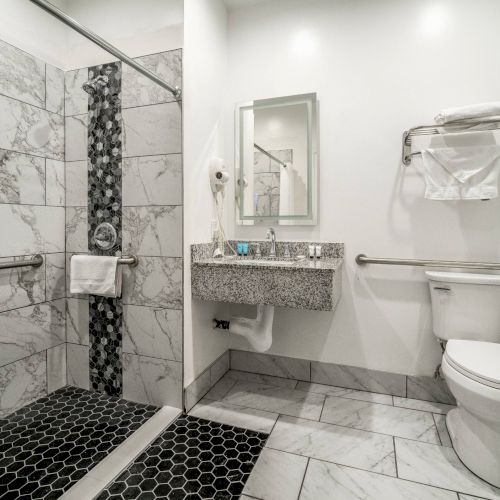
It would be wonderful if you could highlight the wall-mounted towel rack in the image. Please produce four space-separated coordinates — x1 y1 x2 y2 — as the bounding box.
118 255 139 267
356 254 500 271
402 116 500 166
0 254 44 270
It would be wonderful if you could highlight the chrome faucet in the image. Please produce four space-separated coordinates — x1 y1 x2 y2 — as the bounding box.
266 227 276 258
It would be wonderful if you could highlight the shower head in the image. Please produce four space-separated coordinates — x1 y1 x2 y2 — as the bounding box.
82 75 109 95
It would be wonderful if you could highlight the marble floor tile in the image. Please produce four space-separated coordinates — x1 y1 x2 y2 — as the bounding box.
223 380 325 420
297 381 394 405
46 159 65 206
395 437 500 499
321 396 440 444
230 350 310 381
122 205 182 257
407 375 456 405
0 351 47 418
47 343 66 393
433 414 452 447
122 102 181 157
45 252 65 301
45 64 64 115
242 448 308 500
299 459 458 500
459 496 489 500
65 68 89 117
311 361 406 397
65 114 88 162
204 375 238 400
122 154 182 206
0 150 45 205
66 343 90 390
65 160 88 207
123 353 182 409
189 398 278 433
123 304 182 361
267 415 396 476
66 297 89 345
394 396 455 415
226 368 299 389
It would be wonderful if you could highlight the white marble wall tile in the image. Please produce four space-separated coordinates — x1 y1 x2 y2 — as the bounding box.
230 350 310 381
122 256 182 309
0 96 64 160
66 207 88 252
66 343 89 390
185 369 211 411
0 39 45 107
311 361 406 397
65 69 88 116
0 205 64 257
46 159 65 206
223 380 325 420
0 150 45 204
65 114 88 162
65 160 88 206
66 298 89 345
122 50 182 108
189 398 278 434
122 102 181 157
393 397 455 415
299 459 458 500
243 448 308 500
433 414 452 447
123 353 182 409
47 343 66 393
407 376 456 405
122 206 182 257
0 351 46 418
0 255 45 313
45 253 65 301
321 396 440 444
123 305 181 361
122 154 182 206
0 299 65 367
210 351 230 386
45 65 64 115
226 369 299 389
267 415 396 476
395 438 500 499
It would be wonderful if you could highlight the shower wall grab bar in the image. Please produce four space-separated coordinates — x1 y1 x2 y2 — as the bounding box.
0 255 44 270
118 255 139 267
29 0 181 99
401 116 500 165
356 254 500 271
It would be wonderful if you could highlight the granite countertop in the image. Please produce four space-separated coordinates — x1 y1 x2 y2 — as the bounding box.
193 256 343 271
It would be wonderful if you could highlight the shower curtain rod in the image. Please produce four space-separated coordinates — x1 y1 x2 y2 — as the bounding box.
29 0 182 99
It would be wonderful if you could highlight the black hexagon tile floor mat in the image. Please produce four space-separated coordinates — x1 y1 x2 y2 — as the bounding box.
96 415 268 500
0 386 158 499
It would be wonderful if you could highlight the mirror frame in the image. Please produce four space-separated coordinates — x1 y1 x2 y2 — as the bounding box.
235 92 318 225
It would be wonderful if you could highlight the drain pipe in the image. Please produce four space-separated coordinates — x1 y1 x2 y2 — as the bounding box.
213 304 275 352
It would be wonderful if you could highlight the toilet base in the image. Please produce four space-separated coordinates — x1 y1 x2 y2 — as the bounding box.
447 407 500 488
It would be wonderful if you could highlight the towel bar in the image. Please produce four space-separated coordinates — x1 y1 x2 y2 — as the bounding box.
0 254 44 270
118 255 139 267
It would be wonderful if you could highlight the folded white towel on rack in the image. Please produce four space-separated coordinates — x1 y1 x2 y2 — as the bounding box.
435 102 500 125
421 145 500 200
70 255 122 297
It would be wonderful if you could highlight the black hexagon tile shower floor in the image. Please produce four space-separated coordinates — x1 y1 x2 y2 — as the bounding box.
96 415 268 500
0 386 158 499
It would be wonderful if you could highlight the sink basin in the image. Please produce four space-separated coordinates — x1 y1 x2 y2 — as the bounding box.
223 258 296 266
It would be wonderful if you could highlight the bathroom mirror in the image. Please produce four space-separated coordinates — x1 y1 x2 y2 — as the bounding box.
235 93 318 225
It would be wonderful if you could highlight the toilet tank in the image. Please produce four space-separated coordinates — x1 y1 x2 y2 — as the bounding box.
426 271 500 342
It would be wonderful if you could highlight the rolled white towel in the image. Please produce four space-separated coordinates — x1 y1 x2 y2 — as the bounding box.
435 102 500 124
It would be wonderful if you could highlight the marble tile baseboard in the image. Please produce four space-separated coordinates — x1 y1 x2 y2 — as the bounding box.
230 350 455 403
184 350 230 412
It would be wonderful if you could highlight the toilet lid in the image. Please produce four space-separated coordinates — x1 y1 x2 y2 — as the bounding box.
445 340 500 385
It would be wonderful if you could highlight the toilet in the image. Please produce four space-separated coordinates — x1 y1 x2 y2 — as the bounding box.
427 271 500 487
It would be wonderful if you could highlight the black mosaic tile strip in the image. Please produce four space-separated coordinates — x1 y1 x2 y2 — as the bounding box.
87 61 124 397
96 414 268 500
0 386 157 500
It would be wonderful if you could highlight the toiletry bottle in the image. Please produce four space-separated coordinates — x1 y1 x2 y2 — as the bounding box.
315 245 322 259
308 245 315 259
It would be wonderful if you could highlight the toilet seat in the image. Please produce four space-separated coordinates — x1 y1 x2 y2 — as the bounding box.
445 340 500 390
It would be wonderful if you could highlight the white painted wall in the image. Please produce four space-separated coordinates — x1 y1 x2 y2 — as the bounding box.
224 0 500 376
183 0 230 385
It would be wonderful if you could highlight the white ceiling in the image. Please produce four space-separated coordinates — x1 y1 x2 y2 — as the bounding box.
223 0 276 10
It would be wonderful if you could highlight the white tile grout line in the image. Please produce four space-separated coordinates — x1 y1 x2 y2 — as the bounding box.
60 406 181 500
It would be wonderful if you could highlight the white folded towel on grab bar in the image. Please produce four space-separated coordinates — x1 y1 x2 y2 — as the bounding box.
421 145 500 200
434 102 500 125
70 255 122 297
